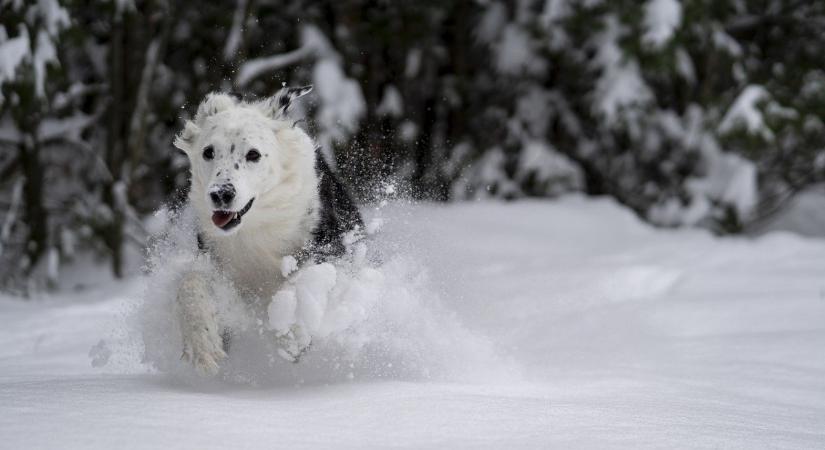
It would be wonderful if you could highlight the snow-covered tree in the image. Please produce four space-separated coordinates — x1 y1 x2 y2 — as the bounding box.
0 0 73 290
454 0 825 233
2 0 824 290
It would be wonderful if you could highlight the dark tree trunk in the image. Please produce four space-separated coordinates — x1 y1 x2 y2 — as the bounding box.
12 85 47 277
19 134 46 274
104 11 127 278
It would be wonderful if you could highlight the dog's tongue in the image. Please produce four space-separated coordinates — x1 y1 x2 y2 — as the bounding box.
212 211 234 228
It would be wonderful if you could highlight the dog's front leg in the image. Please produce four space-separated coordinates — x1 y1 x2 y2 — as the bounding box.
176 271 226 375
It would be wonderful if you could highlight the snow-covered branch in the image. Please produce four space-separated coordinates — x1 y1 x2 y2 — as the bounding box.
235 25 337 87
223 0 248 61
235 46 314 87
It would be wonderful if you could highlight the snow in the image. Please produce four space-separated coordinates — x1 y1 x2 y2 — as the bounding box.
37 112 94 141
33 30 59 98
272 263 337 336
719 85 774 141
37 0 71 36
458 146 520 198
376 85 403 118
0 0 70 104
756 184 825 238
139 202 501 382
313 59 366 141
2 198 825 448
649 131 759 226
237 24 368 154
475 2 507 44
591 16 653 125
235 47 311 86
541 0 570 23
280 255 298 277
644 106 761 227
494 24 546 76
46 247 59 285
223 0 247 61
235 25 332 86
515 141 583 195
712 26 743 57
650 144 759 227
404 48 421 78
0 26 31 105
675 47 695 84
686 145 759 223
642 0 682 49
399 120 417 141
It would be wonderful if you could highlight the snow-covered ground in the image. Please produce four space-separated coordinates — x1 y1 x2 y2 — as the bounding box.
1 197 824 448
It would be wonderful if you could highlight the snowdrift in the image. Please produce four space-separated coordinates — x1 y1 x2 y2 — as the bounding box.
1 196 824 448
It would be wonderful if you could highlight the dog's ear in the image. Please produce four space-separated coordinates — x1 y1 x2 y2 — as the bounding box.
173 120 200 154
261 85 313 119
194 92 237 126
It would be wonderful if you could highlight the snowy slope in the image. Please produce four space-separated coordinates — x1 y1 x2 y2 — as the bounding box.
1 197 824 449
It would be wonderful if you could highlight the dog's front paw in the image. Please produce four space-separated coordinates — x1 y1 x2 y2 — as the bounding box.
181 326 227 376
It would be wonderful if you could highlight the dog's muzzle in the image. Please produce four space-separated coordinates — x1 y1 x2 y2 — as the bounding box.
212 197 255 232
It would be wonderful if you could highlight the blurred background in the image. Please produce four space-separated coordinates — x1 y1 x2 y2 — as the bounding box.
1 0 824 292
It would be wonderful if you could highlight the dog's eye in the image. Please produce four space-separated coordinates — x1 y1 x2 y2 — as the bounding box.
202 146 214 161
246 149 261 162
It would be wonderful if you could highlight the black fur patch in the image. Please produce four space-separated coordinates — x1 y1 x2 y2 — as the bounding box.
306 151 363 261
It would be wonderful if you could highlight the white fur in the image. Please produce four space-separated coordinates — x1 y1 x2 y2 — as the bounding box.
173 90 319 375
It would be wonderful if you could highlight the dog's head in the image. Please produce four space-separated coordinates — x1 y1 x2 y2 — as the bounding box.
174 86 315 236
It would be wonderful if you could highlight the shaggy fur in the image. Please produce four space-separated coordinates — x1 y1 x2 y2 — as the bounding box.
172 87 362 375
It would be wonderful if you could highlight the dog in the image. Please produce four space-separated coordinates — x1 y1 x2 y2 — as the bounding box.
172 86 362 375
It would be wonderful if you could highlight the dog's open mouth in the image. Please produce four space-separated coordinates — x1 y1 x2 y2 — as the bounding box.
212 198 255 231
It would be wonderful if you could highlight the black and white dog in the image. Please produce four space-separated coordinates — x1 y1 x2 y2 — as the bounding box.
172 87 362 374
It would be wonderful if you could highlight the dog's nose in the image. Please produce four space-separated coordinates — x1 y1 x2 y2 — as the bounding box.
209 184 236 207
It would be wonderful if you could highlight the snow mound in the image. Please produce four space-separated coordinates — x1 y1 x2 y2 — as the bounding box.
129 204 509 386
